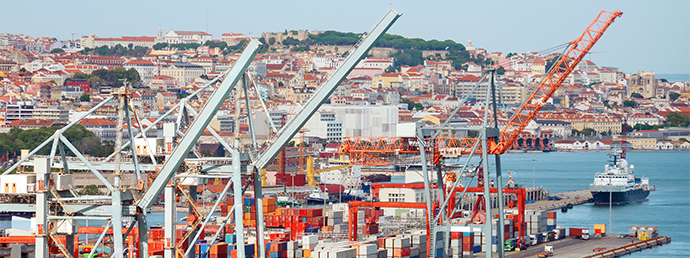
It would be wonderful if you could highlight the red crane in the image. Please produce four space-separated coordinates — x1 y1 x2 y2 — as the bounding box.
339 9 624 163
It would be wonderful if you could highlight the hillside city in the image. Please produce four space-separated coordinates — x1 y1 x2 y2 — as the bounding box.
1 28 689 160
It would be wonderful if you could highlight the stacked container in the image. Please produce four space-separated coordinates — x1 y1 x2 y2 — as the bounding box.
546 211 557 231
593 224 606 235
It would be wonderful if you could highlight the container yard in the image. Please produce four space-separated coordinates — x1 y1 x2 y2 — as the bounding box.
0 6 674 258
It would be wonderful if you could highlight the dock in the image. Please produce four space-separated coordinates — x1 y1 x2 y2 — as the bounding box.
474 235 670 258
526 190 593 211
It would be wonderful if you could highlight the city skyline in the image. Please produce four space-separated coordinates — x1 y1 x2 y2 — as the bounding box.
1 0 688 74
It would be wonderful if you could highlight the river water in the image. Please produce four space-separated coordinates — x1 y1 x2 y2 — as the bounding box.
472 151 689 257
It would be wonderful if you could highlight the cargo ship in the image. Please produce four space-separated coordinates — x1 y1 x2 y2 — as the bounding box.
589 150 653 205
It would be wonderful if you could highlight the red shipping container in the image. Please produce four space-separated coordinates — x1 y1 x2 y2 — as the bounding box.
451 232 461 239
463 236 473 246
463 244 472 251
393 247 411 257
378 237 388 248
210 244 228 255
547 211 557 219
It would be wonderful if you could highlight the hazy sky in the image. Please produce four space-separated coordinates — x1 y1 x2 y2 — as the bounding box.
1 0 688 74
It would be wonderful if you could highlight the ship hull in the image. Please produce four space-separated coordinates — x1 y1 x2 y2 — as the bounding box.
591 189 649 205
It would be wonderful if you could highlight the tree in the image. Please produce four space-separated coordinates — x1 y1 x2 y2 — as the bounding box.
414 103 424 111
282 37 300 45
669 92 680 101
623 124 634 134
269 37 276 45
630 92 644 98
579 128 595 136
384 65 395 73
401 98 416 111
623 100 636 108
51 48 64 53
633 123 654 131
153 42 168 50
78 185 103 195
79 93 90 102
496 66 505 75
665 112 690 127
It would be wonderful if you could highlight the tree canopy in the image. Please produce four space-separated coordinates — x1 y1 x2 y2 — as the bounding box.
0 125 113 157
666 112 690 127
81 44 148 57
72 67 140 86
630 92 644 99
50 48 64 53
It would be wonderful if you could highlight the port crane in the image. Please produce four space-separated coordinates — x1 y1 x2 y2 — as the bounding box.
339 9 623 256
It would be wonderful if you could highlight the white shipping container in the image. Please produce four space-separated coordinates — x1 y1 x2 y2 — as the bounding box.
303 235 319 245
393 237 410 248
311 250 320 258
358 244 377 255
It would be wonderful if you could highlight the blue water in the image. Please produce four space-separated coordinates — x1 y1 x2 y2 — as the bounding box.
396 151 689 257
656 73 690 83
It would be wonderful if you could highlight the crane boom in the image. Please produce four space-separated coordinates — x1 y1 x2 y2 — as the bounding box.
490 10 623 154
253 10 402 170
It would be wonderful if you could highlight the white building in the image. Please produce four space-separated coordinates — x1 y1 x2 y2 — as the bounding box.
319 105 398 138
164 30 212 45
123 60 156 85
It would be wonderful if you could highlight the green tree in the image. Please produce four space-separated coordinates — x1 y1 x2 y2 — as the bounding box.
579 128 595 136
633 123 654 131
414 103 424 111
496 66 505 75
623 124 634 133
401 98 416 111
153 42 168 50
669 92 680 101
79 93 90 102
282 37 300 45
78 185 103 195
268 37 276 45
623 100 636 108
51 48 64 53
665 112 690 127
384 65 395 73
630 92 644 98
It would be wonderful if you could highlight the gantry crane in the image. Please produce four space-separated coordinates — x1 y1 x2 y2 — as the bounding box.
338 10 623 256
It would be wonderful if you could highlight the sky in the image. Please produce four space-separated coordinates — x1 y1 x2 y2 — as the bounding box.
1 0 688 75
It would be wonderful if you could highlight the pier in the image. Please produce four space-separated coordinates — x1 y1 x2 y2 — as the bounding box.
474 235 671 257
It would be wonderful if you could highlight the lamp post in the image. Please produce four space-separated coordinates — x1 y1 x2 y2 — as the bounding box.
609 178 613 235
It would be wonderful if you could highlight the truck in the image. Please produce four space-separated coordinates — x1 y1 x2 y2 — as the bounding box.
538 245 554 257
569 227 590 240
504 238 518 251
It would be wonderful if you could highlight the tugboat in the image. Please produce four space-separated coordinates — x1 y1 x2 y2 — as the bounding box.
589 150 653 205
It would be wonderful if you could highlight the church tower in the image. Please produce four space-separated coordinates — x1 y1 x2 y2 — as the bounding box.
156 26 164 43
